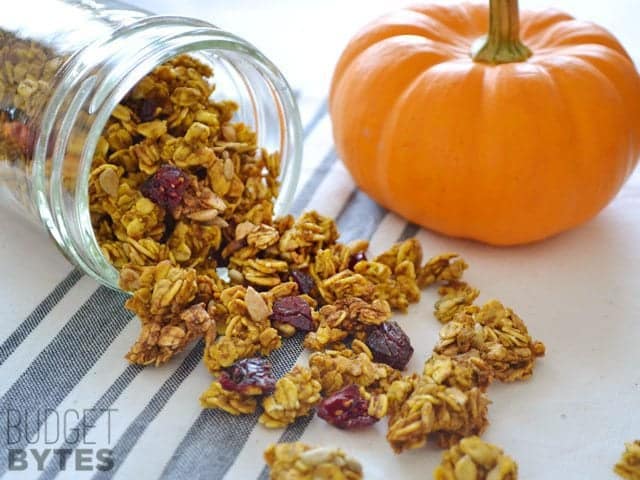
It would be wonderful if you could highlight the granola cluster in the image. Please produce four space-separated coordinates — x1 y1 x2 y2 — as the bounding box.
386 370 490 451
435 300 546 382
118 260 212 366
0 33 61 121
433 436 518 480
385 282 545 453
264 442 363 480
423 353 492 393
199 380 257 415
202 284 283 372
308 349 401 396
259 365 322 428
616 441 640 480
303 297 390 351
434 282 480 324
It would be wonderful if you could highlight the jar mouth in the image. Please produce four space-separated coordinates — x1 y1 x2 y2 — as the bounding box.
37 16 302 289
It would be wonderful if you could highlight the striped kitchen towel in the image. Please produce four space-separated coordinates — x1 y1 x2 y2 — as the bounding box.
4 86 640 480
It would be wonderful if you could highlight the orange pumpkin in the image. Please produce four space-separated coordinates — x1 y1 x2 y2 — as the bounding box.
330 0 640 245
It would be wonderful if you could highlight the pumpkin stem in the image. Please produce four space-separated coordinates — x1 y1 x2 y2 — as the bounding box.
472 0 532 64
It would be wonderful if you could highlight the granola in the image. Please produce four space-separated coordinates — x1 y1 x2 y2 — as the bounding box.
435 300 546 382
434 282 480 324
82 50 547 470
433 436 518 480
264 442 363 480
259 366 322 428
616 441 640 480
308 349 401 395
365 238 424 311
202 284 284 372
120 260 198 322
386 374 420 417
310 238 424 311
386 378 490 452
303 297 390 351
0 31 65 183
423 353 493 392
386 348 492 453
119 262 214 366
278 211 340 268
418 253 468 288
199 380 257 415
90 55 279 273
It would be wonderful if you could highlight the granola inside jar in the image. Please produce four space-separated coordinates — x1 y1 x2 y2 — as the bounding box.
0 0 302 288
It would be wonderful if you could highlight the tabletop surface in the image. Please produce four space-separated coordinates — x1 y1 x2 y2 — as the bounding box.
1 1 639 479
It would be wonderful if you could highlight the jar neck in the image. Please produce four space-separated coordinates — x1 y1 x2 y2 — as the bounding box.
36 16 302 289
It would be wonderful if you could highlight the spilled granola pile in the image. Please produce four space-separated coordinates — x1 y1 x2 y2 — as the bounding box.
89 55 546 479
90 54 279 275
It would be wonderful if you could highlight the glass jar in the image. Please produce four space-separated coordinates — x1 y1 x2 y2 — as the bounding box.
0 0 302 289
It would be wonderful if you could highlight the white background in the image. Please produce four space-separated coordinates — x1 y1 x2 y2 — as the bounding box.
125 0 640 96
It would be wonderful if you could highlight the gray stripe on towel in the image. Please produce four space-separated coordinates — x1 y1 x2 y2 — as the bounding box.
399 223 420 241
91 342 205 480
0 268 84 365
290 147 337 217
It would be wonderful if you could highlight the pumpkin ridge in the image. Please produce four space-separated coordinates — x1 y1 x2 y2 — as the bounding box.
540 54 633 226
564 46 640 168
378 61 485 225
404 4 481 48
560 22 630 58
519 9 574 44
480 63 571 241
330 36 453 192
407 2 488 40
331 9 462 92
523 21 576 49
570 49 640 179
528 18 629 60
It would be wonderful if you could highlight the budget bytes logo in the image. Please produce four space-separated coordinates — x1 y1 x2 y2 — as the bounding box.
5 408 116 472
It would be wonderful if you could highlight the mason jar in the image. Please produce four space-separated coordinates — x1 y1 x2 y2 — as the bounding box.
0 0 302 289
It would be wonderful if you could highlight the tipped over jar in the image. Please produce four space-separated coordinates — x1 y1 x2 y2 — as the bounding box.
0 0 302 289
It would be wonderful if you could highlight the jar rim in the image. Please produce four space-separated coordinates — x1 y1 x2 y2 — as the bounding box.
37 15 303 289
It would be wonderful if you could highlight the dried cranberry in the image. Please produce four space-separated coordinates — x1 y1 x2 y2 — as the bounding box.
270 296 314 332
290 269 317 296
317 385 377 429
138 98 161 122
1 121 35 157
218 357 276 396
140 164 189 210
365 321 413 370
348 251 367 270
